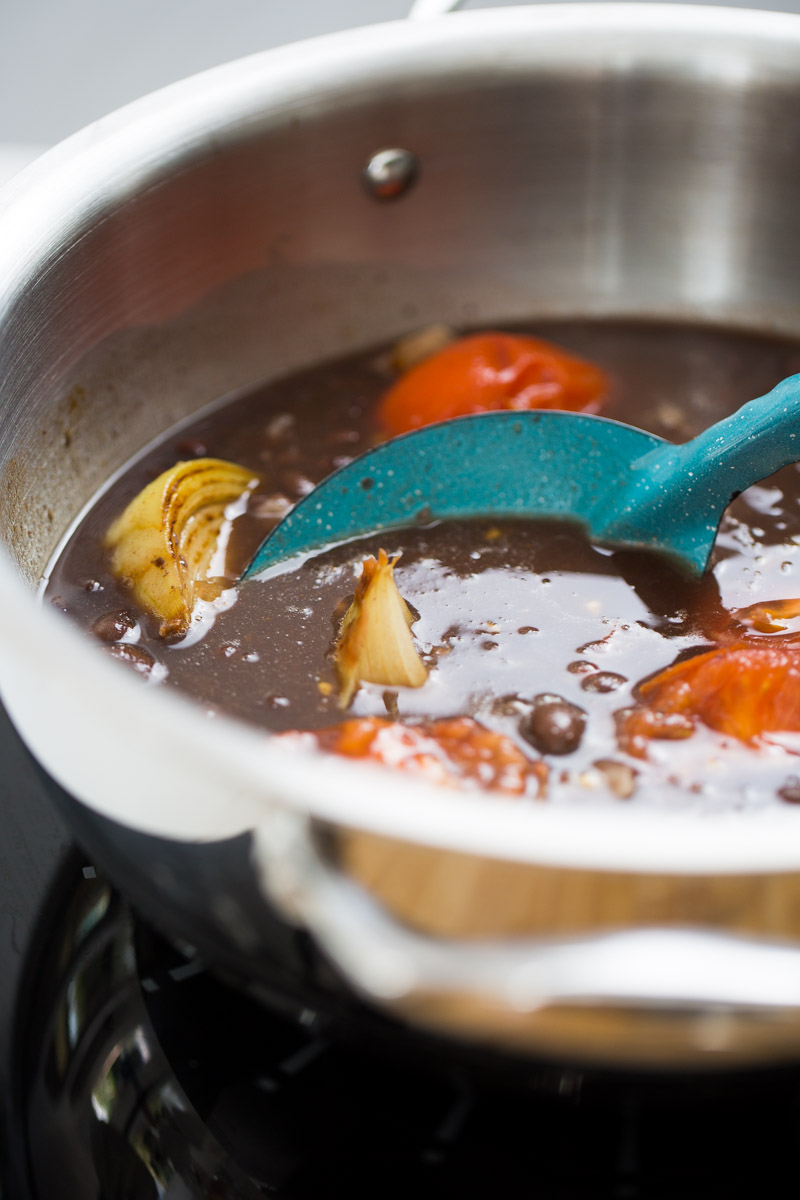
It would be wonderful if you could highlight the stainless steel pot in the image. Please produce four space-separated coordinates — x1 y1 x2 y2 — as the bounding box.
4 3 800 1068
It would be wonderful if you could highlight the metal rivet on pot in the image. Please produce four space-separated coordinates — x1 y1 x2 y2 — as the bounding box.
362 148 419 201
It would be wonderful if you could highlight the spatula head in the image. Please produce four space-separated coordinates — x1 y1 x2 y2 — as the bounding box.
244 411 667 579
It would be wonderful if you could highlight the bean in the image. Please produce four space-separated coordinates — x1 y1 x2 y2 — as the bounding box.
778 776 800 805
92 610 136 643
581 671 627 694
175 437 207 457
567 659 597 675
520 695 586 756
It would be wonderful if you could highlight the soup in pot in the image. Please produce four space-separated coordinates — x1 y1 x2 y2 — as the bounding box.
43 320 800 812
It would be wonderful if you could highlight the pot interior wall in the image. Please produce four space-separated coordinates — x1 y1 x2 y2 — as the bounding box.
4 28 800 582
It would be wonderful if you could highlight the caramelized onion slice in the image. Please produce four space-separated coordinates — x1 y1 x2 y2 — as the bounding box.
388 324 455 374
104 458 258 637
334 550 428 707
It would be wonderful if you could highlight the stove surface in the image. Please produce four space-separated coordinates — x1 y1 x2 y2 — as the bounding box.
4 844 800 1198
0 707 69 1198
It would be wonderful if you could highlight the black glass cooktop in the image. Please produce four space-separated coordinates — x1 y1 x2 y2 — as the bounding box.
3 702 800 1198
0 701 69 1199
11 852 800 1199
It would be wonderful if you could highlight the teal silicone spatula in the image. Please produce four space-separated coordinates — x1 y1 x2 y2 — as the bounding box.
243 374 800 580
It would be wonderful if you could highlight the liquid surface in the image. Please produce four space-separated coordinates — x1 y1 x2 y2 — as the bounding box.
44 321 800 811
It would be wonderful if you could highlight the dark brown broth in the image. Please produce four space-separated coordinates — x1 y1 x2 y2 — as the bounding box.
44 321 800 810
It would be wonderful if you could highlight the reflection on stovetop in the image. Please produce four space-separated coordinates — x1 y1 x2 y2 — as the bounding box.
7 852 800 1198
0 699 70 1200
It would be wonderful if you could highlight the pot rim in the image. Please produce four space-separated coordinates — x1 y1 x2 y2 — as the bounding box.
4 3 800 874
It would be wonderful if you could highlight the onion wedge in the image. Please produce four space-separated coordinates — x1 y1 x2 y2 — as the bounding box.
335 550 428 707
105 458 257 637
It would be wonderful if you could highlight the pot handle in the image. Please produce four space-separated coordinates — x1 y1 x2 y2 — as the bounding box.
253 809 800 1015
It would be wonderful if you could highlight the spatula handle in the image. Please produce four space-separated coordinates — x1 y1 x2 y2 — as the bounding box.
597 373 800 572
675 372 800 502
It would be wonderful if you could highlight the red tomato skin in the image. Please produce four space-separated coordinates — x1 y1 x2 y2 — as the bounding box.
377 333 610 436
619 641 800 753
290 716 547 796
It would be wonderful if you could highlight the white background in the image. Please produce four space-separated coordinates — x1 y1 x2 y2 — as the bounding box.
3 0 799 153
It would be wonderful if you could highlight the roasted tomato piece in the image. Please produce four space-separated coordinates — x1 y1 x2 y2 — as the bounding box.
732 597 800 634
284 716 547 796
617 640 800 756
376 332 610 436
616 707 695 759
